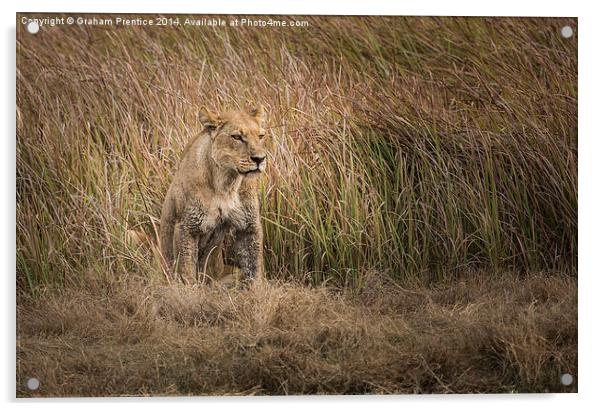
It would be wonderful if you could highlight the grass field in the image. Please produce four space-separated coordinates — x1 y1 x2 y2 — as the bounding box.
16 15 577 395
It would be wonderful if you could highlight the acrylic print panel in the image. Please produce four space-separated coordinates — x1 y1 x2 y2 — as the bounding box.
16 14 577 396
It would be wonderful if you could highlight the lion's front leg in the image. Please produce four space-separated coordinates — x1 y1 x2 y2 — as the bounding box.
173 223 199 284
229 222 263 282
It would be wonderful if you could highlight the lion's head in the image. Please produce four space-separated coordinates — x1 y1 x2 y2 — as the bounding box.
200 106 268 176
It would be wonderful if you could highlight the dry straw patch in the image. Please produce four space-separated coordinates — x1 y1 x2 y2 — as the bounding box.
17 272 576 396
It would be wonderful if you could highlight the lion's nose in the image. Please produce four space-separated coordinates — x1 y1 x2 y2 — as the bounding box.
251 155 266 165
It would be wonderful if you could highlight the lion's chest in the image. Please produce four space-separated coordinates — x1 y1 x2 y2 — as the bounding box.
184 193 246 234
205 193 245 230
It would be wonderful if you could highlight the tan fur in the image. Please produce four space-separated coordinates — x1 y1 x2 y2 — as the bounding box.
160 106 268 284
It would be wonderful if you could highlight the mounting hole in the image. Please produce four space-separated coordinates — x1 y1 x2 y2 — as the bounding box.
26 21 40 34
560 25 573 38
560 373 573 386
26 377 40 390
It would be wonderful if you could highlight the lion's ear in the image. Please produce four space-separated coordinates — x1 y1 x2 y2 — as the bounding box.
249 105 266 126
199 106 221 130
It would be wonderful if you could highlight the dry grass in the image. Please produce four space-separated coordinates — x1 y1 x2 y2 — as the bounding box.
17 272 576 396
16 16 577 288
16 15 577 395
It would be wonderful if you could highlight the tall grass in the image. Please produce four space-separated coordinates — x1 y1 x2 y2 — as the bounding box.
16 15 577 292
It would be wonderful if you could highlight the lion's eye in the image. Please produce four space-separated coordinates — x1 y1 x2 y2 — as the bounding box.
258 133 265 139
231 134 243 141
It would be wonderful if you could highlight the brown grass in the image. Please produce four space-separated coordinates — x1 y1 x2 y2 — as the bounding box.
17 271 576 396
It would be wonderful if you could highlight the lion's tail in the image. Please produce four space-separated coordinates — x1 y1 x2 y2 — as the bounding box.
125 228 169 274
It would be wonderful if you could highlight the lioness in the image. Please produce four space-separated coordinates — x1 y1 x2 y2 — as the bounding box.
160 106 268 284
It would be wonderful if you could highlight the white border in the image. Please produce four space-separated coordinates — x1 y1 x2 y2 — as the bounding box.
3 1 600 410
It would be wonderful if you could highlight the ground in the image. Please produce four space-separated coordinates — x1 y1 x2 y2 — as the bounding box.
17 271 576 396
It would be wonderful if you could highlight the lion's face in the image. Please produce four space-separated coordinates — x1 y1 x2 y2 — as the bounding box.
201 107 268 176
